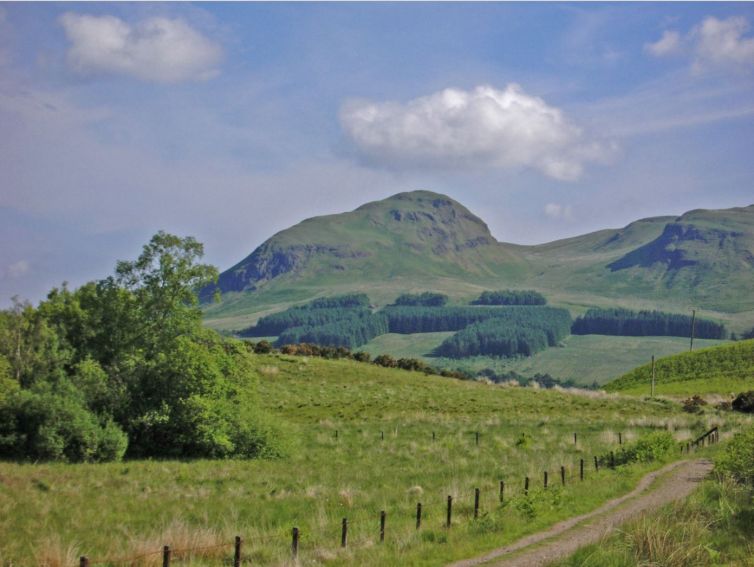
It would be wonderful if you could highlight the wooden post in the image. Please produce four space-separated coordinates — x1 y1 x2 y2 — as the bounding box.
474 488 480 518
475 431 479 446
446 495 453 528
381 431 384 441
594 456 599 471
341 518 348 548
651 355 656 397
416 502 422 530
690 309 696 352
432 431 435 442
544 471 548 489
619 432 622 445
335 429 338 440
234 536 242 567
163 545 171 567
380 510 386 542
561 465 566 486
574 432 577 445
79 558 89 567
291 527 299 559
499 480 505 503
524 476 529 496
580 458 584 481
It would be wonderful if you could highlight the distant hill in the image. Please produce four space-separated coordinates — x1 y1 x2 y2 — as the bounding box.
604 339 754 396
202 191 754 332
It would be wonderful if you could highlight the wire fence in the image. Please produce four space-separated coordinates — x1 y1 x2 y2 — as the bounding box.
71 427 720 566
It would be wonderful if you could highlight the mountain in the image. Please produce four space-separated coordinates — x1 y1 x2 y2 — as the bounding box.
202 191 754 332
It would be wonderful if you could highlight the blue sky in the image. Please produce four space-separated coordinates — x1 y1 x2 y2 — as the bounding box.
2 2 754 304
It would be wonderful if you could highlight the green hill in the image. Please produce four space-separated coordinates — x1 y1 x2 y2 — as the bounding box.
202 191 754 333
605 339 754 396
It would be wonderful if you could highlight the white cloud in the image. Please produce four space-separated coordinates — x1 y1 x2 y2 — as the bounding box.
340 84 616 181
646 16 754 73
693 16 754 72
3 260 30 280
543 203 573 221
59 13 222 83
645 30 683 57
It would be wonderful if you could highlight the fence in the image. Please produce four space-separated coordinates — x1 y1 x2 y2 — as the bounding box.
73 427 719 566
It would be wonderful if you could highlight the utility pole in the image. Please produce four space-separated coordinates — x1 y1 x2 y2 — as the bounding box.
690 309 696 352
651 355 656 398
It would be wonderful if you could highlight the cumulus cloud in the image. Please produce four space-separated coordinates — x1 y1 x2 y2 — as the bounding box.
644 30 682 57
543 203 574 221
59 13 222 83
646 16 754 73
693 16 754 72
340 84 616 181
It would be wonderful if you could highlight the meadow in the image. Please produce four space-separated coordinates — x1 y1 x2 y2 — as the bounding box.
362 333 727 386
0 354 737 566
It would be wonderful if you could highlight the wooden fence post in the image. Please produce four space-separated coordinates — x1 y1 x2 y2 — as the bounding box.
416 502 422 530
594 456 599 471
474 488 480 518
619 432 622 445
446 495 453 528
335 429 338 440
610 452 615 469
580 458 584 481
574 432 577 445
432 431 435 442
162 545 171 567
561 465 566 486
341 518 348 548
524 477 529 496
291 527 299 560
79 558 89 567
380 511 386 542
475 431 480 446
499 480 505 503
544 471 548 489
234 536 242 567
381 431 384 441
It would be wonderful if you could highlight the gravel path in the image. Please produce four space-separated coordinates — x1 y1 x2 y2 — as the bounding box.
448 459 713 567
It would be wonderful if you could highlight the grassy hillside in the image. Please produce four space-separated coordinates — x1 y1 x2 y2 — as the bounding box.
362 334 727 386
0 354 731 566
605 339 754 396
203 192 754 333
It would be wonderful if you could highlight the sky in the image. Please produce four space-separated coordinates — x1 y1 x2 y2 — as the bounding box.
2 2 754 305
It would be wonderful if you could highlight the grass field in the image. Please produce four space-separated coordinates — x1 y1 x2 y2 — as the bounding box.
606 339 754 397
362 334 728 386
0 354 737 566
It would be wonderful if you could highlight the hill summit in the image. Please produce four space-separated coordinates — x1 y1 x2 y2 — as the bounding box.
202 191 754 329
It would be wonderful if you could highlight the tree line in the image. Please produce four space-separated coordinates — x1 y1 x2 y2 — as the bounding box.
0 232 287 463
471 290 547 305
392 292 449 307
434 307 572 358
571 308 726 339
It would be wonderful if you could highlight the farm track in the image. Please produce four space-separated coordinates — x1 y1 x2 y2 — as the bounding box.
448 458 713 567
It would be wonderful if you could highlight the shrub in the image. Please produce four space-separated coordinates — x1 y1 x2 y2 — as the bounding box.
682 395 708 413
715 425 754 486
732 391 754 413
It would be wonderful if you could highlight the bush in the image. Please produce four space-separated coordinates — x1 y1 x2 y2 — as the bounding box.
682 395 708 413
716 425 754 486
732 391 754 413
603 431 675 467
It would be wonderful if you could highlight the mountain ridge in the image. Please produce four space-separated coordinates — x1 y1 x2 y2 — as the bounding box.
202 191 754 331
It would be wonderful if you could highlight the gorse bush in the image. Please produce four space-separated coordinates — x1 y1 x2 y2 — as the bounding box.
0 232 288 462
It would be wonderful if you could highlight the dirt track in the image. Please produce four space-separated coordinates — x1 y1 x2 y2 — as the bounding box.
448 458 713 567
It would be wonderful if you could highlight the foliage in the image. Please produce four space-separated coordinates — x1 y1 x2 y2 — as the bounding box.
0 233 286 462
472 290 547 306
276 311 389 349
732 391 754 413
434 307 572 358
716 425 754 486
393 292 449 307
600 431 675 468
682 395 708 413
606 339 754 394
572 308 726 339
